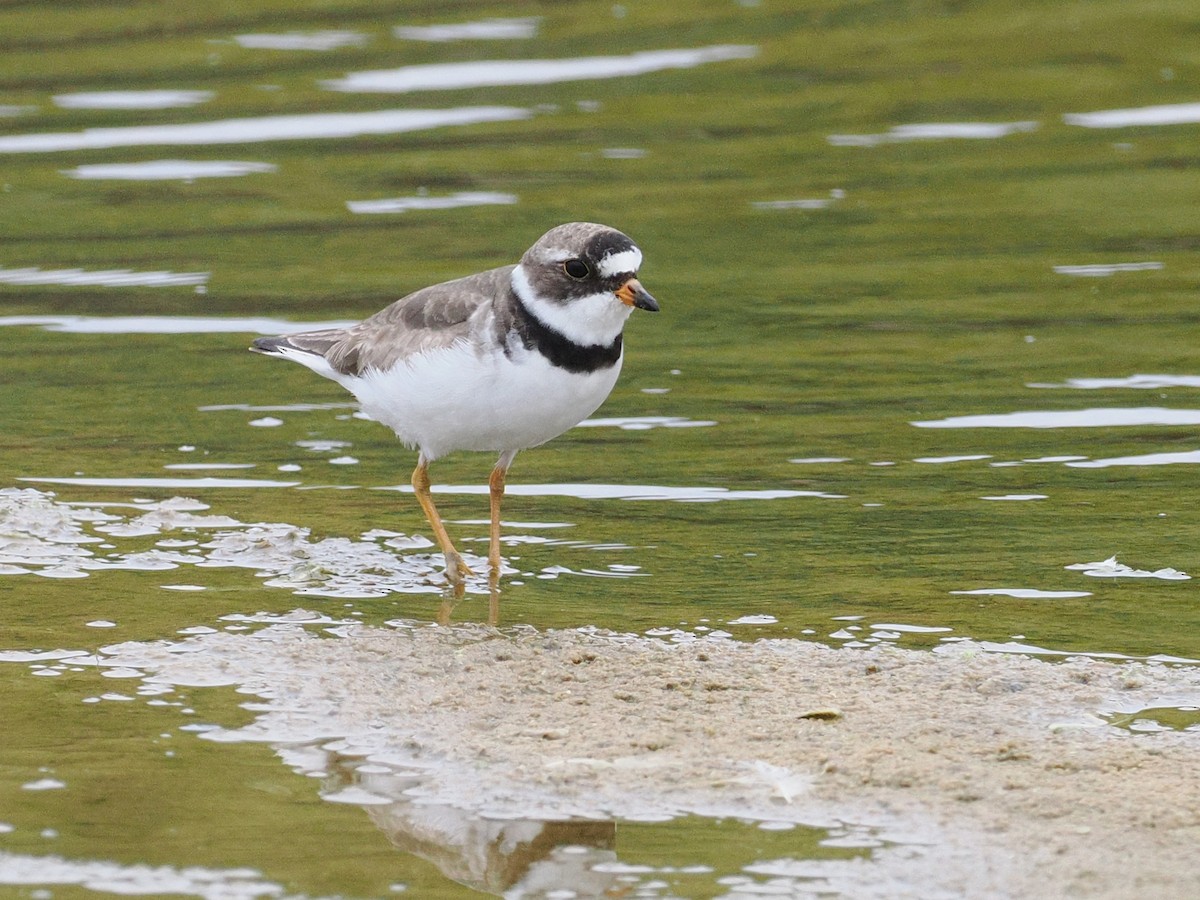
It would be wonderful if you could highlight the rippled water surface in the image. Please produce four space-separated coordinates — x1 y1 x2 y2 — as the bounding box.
3 0 1200 896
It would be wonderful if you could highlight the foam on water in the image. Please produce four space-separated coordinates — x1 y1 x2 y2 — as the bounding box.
0 488 649 596
1065 556 1189 581
954 640 1200 664
322 45 757 93
218 610 358 626
728 615 779 625
0 489 428 595
0 851 285 897
0 106 530 153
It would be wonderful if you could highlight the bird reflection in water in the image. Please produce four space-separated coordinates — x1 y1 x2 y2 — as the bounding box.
323 757 619 896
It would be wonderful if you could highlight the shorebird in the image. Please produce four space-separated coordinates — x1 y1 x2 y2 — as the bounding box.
251 222 658 585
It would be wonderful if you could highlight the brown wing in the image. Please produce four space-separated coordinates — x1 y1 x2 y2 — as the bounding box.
254 266 515 377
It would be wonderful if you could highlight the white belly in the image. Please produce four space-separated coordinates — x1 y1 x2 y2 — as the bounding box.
341 342 623 460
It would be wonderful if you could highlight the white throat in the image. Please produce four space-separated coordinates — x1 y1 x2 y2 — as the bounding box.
511 264 633 347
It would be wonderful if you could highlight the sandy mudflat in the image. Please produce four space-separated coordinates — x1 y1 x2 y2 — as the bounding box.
100 621 1200 898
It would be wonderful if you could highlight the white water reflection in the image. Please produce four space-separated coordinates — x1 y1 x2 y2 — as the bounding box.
382 483 845 502
828 121 1037 147
577 416 716 430
347 191 518 214
0 315 355 334
394 17 541 42
869 623 952 635
200 403 355 412
1028 374 1200 390
1064 102 1200 128
912 407 1200 428
537 563 650 580
951 588 1092 599
0 106 529 153
322 44 757 93
63 160 277 181
752 197 837 210
20 477 300 489
1053 261 1162 277
1066 450 1200 468
233 31 368 51
164 463 256 471
52 90 215 110
913 454 991 464
0 269 208 288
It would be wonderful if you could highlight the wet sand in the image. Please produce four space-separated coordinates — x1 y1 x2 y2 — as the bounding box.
102 621 1200 898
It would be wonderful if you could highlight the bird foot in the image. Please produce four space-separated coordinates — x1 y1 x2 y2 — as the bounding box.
444 550 473 585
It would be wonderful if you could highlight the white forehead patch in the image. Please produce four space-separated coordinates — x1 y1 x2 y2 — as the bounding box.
597 247 642 279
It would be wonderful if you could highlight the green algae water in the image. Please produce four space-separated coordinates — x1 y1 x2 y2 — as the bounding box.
2 1 1200 896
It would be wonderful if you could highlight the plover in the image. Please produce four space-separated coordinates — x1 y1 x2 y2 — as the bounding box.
250 222 658 585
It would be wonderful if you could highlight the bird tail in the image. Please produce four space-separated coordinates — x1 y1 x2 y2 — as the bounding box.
249 329 353 381
250 330 343 357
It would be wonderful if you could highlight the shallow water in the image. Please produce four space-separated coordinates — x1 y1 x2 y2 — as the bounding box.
3 0 1200 896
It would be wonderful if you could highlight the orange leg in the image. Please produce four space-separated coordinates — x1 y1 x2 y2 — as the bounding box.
488 451 517 578
411 456 471 585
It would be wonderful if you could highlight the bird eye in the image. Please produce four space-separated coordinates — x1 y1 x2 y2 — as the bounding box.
563 259 590 280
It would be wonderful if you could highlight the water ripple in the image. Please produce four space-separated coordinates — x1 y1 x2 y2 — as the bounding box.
322 45 757 93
